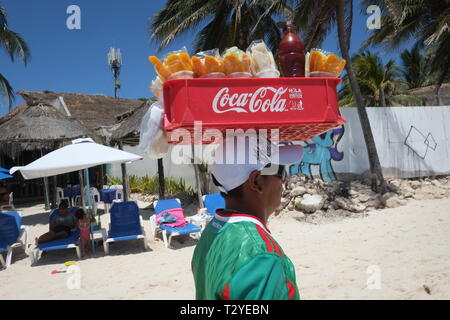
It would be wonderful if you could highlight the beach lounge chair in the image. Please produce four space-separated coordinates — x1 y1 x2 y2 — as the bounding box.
109 185 124 203
56 187 71 207
0 211 28 269
202 193 225 217
104 201 149 254
151 198 201 248
30 207 81 265
0 192 16 211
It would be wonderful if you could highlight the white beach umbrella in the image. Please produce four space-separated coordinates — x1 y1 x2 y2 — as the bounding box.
10 138 143 179
10 138 143 253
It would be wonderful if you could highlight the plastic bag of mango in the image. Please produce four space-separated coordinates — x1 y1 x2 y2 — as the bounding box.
308 48 346 77
148 46 253 81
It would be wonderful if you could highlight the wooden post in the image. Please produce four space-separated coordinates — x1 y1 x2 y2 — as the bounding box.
118 141 129 202
52 176 58 209
43 176 50 210
40 150 50 210
191 144 204 208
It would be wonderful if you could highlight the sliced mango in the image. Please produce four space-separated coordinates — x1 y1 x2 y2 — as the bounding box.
241 54 252 73
148 56 171 81
204 56 222 73
316 52 328 71
178 52 194 71
310 51 346 76
192 56 207 76
335 59 346 75
325 54 341 72
223 54 243 74
165 54 184 73
309 50 319 71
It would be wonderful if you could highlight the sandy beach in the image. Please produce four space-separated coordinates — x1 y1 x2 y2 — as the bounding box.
1 196 449 300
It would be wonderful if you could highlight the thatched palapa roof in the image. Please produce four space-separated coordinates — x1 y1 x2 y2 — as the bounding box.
0 104 101 158
110 99 156 146
15 90 143 132
406 83 450 106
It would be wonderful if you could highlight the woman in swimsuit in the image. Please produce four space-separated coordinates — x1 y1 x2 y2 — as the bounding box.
37 200 77 244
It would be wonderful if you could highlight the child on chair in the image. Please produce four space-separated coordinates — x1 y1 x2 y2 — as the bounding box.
75 209 94 257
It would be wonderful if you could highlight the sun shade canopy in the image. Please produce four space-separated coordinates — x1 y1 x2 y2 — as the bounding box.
10 138 143 180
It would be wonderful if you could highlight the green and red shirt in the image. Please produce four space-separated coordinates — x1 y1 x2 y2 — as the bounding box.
191 209 300 300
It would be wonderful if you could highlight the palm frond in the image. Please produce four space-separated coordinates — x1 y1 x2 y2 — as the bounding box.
150 0 217 51
294 0 336 51
0 28 31 65
149 0 289 53
193 10 232 52
249 0 293 37
0 5 7 28
0 73 15 111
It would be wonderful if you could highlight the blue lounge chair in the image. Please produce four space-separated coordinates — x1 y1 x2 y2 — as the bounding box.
151 198 201 248
30 207 81 265
202 193 225 216
104 201 149 254
0 211 28 269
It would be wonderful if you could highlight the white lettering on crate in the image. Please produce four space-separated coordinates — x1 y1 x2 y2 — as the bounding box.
212 87 290 114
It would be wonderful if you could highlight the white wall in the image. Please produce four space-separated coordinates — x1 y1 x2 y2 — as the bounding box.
112 106 450 184
111 145 198 187
335 107 450 179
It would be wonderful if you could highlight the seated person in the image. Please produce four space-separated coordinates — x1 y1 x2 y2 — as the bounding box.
36 200 77 244
0 184 10 210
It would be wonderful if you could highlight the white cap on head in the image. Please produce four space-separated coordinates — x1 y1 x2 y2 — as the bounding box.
211 134 304 193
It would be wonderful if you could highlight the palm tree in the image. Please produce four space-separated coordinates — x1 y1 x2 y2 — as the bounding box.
149 0 293 52
339 51 423 107
291 0 388 192
0 5 30 110
361 0 450 105
400 42 431 89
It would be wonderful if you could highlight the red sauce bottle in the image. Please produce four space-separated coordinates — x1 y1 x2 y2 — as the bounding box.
278 21 305 77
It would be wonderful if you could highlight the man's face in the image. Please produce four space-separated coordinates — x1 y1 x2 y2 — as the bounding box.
261 165 287 214
0 187 10 206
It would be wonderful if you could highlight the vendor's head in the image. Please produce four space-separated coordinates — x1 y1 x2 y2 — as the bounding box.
0 184 10 206
211 134 303 222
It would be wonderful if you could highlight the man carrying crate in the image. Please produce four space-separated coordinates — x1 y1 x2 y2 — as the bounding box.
191 133 304 300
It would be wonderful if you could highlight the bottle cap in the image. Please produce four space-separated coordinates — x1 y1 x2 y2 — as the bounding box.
286 21 296 30
276 21 287 30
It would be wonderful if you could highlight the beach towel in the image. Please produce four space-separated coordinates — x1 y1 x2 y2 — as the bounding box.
138 99 168 159
155 208 187 228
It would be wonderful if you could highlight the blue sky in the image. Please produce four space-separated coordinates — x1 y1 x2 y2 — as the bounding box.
1 0 412 116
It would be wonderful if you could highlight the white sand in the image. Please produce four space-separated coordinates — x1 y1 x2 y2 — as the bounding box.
1 197 449 300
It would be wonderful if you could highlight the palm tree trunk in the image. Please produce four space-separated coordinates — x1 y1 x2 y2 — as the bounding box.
336 0 387 193
435 84 443 106
380 87 386 107
157 158 165 199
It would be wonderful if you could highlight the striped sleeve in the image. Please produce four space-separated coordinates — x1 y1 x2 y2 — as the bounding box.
226 254 299 300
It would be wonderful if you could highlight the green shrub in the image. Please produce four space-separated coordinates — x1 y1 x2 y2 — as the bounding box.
106 174 195 196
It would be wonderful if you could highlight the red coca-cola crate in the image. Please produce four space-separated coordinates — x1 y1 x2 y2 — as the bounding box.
163 77 346 144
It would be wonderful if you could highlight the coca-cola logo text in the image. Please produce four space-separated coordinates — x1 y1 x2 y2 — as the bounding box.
212 87 289 114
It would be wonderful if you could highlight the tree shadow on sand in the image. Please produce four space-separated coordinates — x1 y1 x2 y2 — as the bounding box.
21 211 50 227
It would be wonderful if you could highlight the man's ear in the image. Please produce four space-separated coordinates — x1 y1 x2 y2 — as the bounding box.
247 170 264 193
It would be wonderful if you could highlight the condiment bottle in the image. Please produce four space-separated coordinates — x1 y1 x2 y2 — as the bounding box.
278 21 305 77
